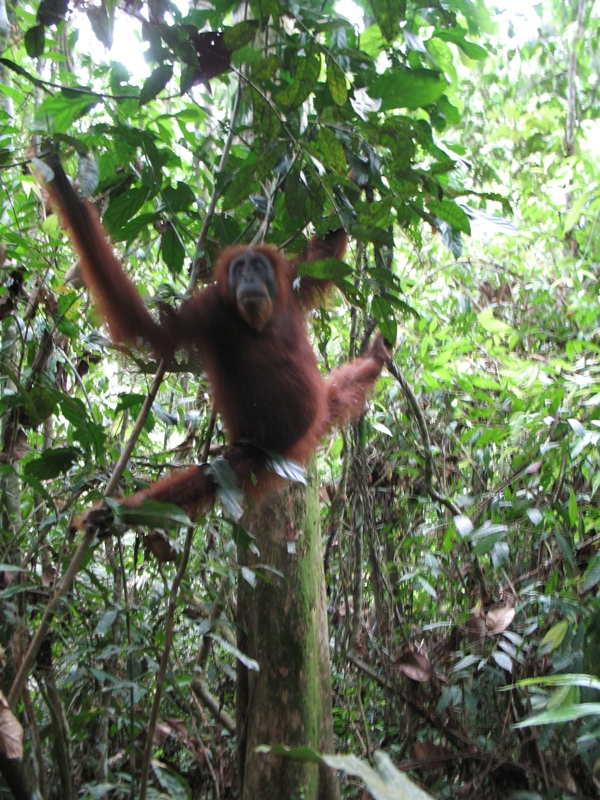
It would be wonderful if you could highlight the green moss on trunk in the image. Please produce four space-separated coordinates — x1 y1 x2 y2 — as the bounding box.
237 465 339 800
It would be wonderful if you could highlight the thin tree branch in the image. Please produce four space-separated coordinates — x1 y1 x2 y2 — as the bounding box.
386 360 460 516
191 679 236 733
386 360 490 599
138 522 196 800
8 528 96 707
103 361 167 497
189 83 243 288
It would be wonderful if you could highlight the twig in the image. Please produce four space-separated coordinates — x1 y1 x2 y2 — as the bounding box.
190 84 243 288
191 679 236 733
386 360 489 598
386 360 460 516
138 523 196 800
346 649 472 751
103 361 167 497
0 57 138 100
134 91 242 781
196 581 227 672
8 528 96 707
356 676 371 763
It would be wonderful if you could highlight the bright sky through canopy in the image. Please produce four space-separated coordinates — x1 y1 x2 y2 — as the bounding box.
81 0 542 80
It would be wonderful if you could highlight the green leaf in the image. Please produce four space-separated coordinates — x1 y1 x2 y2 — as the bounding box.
514 703 600 728
472 529 507 556
316 127 346 174
492 651 513 673
26 387 57 426
276 44 320 109
251 89 281 141
371 295 397 346
139 64 173 106
0 58 45 89
454 515 474 536
370 0 405 41
251 54 281 80
584 558 600 591
94 609 118 636
207 633 259 670
115 394 146 413
568 488 577 527
158 23 198 67
295 258 352 281
222 171 255 210
73 421 106 460
248 0 279 28
161 223 185 274
369 69 448 111
426 199 471 234
477 307 513 335
223 20 259 51
208 458 244 520
34 91 100 133
24 446 81 480
563 194 586 236
24 25 46 58
284 167 307 220
437 220 462 257
36 0 68 26
433 28 487 60
109 498 192 528
256 746 435 800
116 212 161 242
568 418 585 437
152 403 178 427
103 188 148 234
58 395 89 428
541 620 569 652
162 181 196 214
327 59 347 105
510 674 600 692
87 4 113 48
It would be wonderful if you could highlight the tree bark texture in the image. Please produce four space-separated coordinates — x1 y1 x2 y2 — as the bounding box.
237 470 340 800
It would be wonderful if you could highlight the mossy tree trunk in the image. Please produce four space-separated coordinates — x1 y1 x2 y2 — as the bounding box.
237 469 339 800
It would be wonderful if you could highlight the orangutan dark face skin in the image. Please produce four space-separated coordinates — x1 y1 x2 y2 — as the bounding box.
229 250 279 331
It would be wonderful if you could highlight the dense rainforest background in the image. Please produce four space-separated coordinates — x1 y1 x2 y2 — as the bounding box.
0 0 600 797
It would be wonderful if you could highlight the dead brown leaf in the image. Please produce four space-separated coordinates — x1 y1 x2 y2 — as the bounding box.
486 606 515 635
396 648 433 682
0 691 23 759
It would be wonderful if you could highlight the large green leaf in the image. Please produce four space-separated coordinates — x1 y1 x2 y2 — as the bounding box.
33 91 100 133
103 188 148 234
326 59 347 105
514 703 600 728
276 44 321 109
139 64 174 106
24 25 46 58
316 127 346 174
161 223 185 273
369 69 448 111
223 20 259 50
257 746 434 800
109 498 192 528
295 258 352 281
426 199 471 234
433 27 487 60
24 446 81 480
370 0 405 41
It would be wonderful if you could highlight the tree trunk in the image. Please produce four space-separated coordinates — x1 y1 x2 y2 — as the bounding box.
237 468 340 800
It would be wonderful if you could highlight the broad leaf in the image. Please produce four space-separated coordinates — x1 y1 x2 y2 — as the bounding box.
139 64 174 106
369 69 448 111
